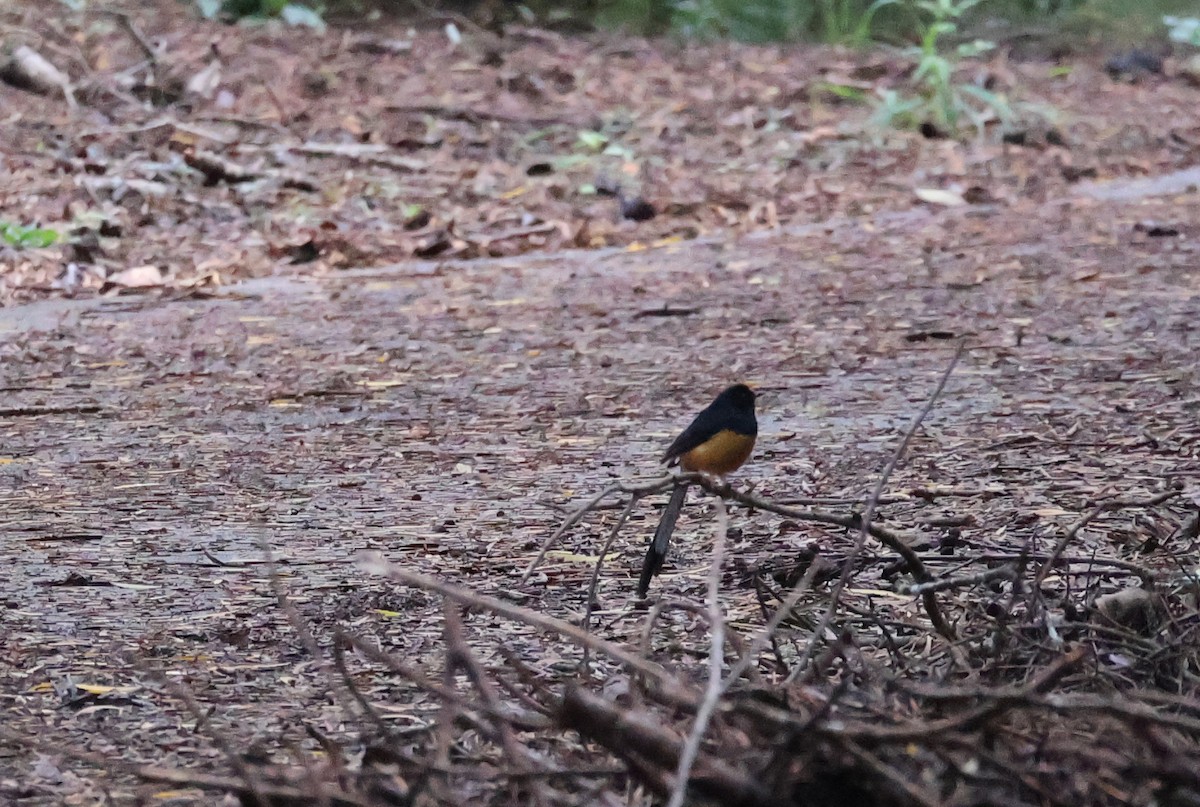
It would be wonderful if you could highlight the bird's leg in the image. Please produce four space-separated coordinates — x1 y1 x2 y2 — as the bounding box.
705 472 732 497
704 473 755 501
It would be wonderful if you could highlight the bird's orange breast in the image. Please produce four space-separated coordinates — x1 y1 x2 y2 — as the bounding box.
679 429 755 476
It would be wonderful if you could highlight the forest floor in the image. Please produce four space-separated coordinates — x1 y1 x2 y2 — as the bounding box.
2 2 1200 806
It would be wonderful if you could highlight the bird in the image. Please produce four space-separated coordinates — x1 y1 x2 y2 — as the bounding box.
637 383 758 597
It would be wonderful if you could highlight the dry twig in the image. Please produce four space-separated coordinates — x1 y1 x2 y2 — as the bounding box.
1032 487 1182 594
558 686 775 806
667 497 729 807
791 342 965 682
723 558 824 689
582 493 639 644
442 603 542 776
904 564 1017 595
521 475 674 585
360 553 699 705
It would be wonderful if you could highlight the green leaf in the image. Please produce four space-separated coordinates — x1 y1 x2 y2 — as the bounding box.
956 38 995 58
872 88 923 129
914 53 950 85
195 0 222 17
1164 15 1200 47
952 0 986 16
816 82 869 103
519 128 554 147
552 154 591 170
958 83 1013 124
848 0 899 43
576 130 608 151
0 222 59 248
602 142 635 159
280 3 325 30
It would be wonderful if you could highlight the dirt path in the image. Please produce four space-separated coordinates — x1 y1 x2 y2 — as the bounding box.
3 168 1200 802
3 1 1200 801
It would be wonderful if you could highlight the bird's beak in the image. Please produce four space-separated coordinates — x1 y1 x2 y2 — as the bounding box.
745 384 784 405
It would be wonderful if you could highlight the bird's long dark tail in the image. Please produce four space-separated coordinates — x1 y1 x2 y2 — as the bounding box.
638 482 689 597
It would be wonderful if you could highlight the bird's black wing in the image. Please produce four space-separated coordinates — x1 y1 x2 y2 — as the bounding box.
661 402 728 464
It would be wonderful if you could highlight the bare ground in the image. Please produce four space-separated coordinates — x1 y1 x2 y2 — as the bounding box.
2 3 1200 806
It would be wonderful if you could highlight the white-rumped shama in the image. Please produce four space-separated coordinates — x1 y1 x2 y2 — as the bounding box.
637 383 758 596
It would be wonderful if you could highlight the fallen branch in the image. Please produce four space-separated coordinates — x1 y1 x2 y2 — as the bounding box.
183 147 318 191
248 141 428 173
1 45 76 107
359 553 700 706
386 102 583 128
722 558 824 689
839 737 940 807
792 342 965 681
903 564 1017 596
442 603 542 776
338 630 550 733
558 686 775 807
134 663 273 807
1032 487 1182 594
520 475 674 585
123 762 370 807
582 494 639 643
331 637 393 739
107 9 160 63
978 552 1155 581
829 646 1088 742
523 469 943 596
693 477 930 564
638 598 748 671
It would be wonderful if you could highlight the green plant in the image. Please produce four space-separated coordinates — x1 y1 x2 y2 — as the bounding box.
1164 15 1200 46
1014 0 1084 12
814 0 899 45
814 80 872 102
194 0 326 30
0 222 59 249
873 0 1016 136
671 0 811 42
604 0 907 44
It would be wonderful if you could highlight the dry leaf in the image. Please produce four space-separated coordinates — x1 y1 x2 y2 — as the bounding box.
108 265 164 287
914 188 967 207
